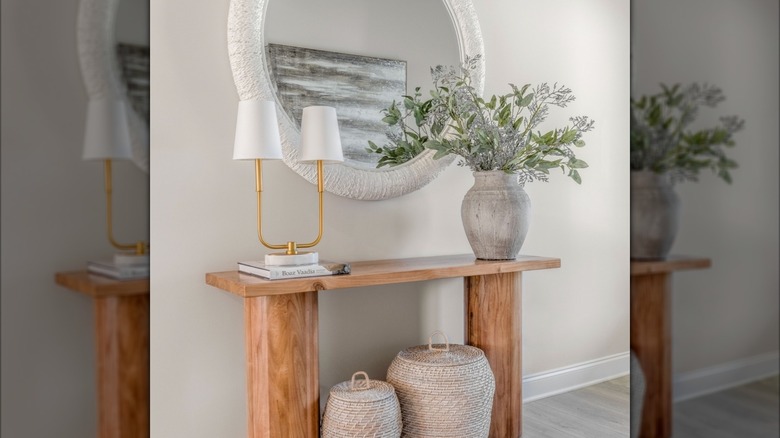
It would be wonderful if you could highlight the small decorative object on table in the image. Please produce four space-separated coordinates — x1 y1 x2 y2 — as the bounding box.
370 57 595 260
386 330 495 438
321 371 402 438
630 83 743 259
237 260 350 280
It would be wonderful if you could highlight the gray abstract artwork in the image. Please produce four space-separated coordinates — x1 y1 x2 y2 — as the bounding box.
267 44 406 165
116 43 149 125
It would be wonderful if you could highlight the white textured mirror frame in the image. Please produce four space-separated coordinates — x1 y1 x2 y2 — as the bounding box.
227 0 485 200
77 0 149 172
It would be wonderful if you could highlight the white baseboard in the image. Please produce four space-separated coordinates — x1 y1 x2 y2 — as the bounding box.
523 352 630 403
673 351 780 402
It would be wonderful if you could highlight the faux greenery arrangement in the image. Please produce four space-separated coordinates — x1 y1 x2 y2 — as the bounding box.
367 58 595 184
630 83 744 183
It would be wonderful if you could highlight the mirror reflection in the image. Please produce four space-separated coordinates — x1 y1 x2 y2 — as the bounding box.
264 0 460 168
116 0 150 127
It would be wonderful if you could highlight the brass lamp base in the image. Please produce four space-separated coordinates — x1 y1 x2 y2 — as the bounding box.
265 251 318 266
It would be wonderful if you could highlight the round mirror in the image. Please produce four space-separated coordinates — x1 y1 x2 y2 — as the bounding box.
77 0 150 172
228 0 485 200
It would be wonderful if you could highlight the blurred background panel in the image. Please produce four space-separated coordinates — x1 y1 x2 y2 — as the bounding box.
1 0 149 436
632 0 779 436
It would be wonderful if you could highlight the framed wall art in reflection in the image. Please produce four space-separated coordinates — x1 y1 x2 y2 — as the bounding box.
117 43 150 125
266 43 406 166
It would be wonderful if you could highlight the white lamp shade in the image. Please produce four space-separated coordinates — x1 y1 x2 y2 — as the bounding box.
82 99 133 160
233 100 283 160
300 106 344 163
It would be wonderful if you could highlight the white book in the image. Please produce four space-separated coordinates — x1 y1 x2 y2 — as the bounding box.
237 260 350 280
87 260 149 280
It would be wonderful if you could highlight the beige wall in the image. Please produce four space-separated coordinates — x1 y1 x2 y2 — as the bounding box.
633 0 779 374
150 0 629 436
0 0 149 436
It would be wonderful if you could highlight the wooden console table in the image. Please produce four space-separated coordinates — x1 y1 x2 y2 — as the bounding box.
630 256 711 438
206 254 560 438
55 271 150 438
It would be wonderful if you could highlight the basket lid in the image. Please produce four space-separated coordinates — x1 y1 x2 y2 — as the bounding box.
395 330 486 367
329 372 397 403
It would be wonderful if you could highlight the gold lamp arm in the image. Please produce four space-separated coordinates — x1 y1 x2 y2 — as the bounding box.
104 160 147 255
297 160 324 249
255 159 288 251
255 159 325 255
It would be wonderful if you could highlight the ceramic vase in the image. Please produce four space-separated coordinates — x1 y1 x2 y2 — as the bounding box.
461 171 531 260
630 170 680 259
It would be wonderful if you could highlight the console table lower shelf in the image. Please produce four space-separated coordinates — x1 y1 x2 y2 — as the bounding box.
205 254 561 438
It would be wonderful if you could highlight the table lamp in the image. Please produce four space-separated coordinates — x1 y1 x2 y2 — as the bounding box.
83 98 149 264
233 101 343 266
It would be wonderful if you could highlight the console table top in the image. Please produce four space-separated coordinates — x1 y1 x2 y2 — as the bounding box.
631 256 711 276
206 254 561 297
55 271 150 297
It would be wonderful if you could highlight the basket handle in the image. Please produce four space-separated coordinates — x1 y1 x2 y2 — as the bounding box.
428 330 450 352
350 371 370 390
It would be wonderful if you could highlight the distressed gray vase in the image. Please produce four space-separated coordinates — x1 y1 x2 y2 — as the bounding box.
630 170 680 259
461 171 531 260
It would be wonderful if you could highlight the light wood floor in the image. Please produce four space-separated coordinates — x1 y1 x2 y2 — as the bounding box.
673 375 779 438
523 375 630 437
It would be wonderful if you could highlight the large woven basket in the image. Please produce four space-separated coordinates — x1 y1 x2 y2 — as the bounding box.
321 371 403 438
387 331 495 437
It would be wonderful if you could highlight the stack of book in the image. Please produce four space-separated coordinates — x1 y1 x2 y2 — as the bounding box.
238 260 350 280
87 257 150 280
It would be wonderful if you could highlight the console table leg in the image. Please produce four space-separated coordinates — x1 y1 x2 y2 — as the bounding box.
465 272 523 438
631 273 672 438
94 295 150 438
244 292 319 438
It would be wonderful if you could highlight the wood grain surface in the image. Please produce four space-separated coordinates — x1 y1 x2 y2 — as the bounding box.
55 271 149 297
94 295 150 438
207 254 560 297
631 256 711 276
631 273 672 438
465 272 523 438
245 292 319 438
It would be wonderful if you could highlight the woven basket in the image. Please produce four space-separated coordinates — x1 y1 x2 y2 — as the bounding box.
387 331 495 437
322 371 403 438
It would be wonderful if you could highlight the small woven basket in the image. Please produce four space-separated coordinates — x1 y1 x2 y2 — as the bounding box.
387 331 495 437
321 371 403 438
